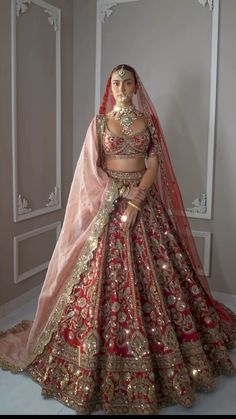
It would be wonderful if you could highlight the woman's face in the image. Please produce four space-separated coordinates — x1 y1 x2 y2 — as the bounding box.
111 69 136 106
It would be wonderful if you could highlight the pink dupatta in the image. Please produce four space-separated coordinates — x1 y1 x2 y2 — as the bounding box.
0 116 120 371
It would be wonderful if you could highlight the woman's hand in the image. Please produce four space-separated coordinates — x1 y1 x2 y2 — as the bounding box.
120 204 140 231
125 186 147 204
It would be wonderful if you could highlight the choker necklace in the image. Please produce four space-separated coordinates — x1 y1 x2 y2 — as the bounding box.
110 104 143 136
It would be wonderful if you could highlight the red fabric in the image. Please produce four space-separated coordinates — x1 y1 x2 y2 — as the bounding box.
27 179 236 413
99 67 234 333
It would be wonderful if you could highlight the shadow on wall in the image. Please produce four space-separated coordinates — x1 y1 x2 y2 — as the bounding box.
153 70 208 209
209 113 236 294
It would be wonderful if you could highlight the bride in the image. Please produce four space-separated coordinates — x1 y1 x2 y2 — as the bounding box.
1 64 235 415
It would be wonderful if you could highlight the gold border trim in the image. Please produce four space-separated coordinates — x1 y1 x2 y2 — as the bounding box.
0 320 31 372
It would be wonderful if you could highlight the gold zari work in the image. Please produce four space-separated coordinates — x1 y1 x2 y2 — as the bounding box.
26 177 236 415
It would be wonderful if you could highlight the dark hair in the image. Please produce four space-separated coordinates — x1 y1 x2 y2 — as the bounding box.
111 64 137 85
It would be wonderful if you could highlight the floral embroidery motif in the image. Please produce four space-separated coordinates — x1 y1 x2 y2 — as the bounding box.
27 178 236 414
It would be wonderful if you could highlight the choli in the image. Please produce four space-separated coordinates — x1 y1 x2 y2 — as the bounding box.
102 124 158 160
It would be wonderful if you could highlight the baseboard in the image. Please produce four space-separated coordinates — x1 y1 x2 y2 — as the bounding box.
212 290 236 308
0 284 42 320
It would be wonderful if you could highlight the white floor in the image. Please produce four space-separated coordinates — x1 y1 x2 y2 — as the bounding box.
0 297 236 415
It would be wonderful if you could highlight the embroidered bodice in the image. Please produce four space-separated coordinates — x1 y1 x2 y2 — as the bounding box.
102 126 157 159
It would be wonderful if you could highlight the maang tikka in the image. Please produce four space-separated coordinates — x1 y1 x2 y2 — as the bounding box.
118 65 126 80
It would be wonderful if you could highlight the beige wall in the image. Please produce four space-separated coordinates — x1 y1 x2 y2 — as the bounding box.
73 0 236 295
208 0 236 293
73 0 96 168
0 0 73 305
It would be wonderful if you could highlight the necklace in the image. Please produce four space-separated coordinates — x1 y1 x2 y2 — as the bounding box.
109 104 143 136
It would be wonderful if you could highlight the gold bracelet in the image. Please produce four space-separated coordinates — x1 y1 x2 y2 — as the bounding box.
127 201 141 211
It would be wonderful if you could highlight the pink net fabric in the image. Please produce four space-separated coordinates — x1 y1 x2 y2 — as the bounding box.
0 118 113 370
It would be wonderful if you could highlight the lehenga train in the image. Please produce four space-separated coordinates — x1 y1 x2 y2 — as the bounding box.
25 170 236 415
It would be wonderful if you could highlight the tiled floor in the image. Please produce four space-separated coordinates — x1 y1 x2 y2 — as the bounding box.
0 298 236 415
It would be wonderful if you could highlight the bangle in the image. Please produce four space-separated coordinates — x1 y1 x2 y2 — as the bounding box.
127 201 141 211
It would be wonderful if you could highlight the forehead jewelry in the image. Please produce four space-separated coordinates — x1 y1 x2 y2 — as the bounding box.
118 65 126 80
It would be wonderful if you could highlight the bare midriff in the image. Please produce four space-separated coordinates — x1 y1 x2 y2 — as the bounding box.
105 156 146 172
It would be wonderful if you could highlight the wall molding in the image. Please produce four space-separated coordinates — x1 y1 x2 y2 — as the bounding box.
100 1 117 23
13 221 61 284
95 0 219 221
11 0 62 222
198 0 214 10
192 230 212 276
186 0 219 219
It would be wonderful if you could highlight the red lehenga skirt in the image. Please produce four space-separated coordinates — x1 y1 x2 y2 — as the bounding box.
27 170 236 415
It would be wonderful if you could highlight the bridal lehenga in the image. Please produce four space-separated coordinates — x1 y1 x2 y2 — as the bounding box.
0 67 235 415
27 170 236 414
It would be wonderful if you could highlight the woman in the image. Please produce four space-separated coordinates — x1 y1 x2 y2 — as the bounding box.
0 64 236 415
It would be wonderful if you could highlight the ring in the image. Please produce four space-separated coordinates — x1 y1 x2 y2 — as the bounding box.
121 215 127 223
